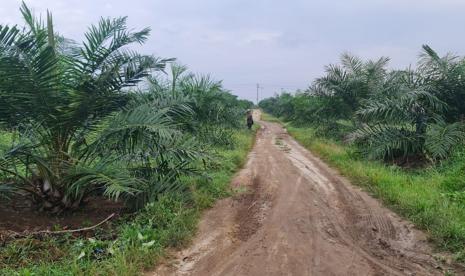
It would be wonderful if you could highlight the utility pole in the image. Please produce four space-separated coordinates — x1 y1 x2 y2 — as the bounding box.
256 83 260 105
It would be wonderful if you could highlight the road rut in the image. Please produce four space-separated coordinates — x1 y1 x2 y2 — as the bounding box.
152 112 459 276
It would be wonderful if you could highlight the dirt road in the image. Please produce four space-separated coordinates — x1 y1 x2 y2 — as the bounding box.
153 111 457 276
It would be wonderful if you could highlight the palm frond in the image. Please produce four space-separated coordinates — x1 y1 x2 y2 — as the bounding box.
79 17 150 73
350 124 420 159
418 45 457 76
66 161 142 201
425 122 464 160
341 52 363 74
85 102 182 160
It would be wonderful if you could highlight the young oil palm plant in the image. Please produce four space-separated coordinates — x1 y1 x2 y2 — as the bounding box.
310 53 390 121
147 63 247 146
350 68 463 161
0 3 195 212
418 45 465 122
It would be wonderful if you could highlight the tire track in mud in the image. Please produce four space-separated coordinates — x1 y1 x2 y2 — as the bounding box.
151 111 463 276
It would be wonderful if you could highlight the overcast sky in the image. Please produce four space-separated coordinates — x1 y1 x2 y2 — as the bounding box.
2 0 465 102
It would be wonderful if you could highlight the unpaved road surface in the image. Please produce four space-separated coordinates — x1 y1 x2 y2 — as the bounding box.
152 111 460 276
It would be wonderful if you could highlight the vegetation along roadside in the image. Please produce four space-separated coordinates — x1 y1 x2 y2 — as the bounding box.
0 3 257 275
259 45 465 264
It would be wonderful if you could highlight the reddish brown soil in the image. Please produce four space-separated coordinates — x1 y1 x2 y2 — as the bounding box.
152 111 463 276
0 197 123 239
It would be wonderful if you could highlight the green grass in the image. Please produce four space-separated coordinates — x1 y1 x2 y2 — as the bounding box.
0 131 13 150
260 112 282 123
262 113 465 260
0 125 259 276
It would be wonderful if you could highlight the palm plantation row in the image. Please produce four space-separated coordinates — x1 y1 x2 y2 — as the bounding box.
259 47 465 262
260 47 465 164
0 4 257 273
0 3 252 213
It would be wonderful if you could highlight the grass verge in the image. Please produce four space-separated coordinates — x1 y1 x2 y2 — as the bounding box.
0 125 259 276
261 113 465 261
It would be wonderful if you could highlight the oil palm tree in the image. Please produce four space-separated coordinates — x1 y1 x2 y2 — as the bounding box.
418 45 465 122
310 53 390 121
0 3 197 212
147 63 246 145
350 68 463 161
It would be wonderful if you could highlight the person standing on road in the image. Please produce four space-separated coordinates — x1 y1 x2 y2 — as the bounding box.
246 109 254 130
